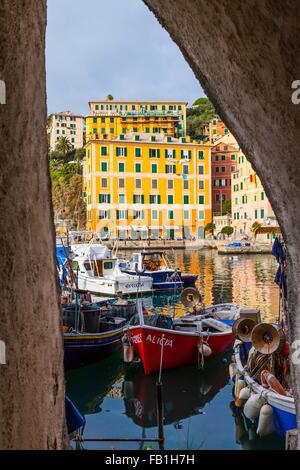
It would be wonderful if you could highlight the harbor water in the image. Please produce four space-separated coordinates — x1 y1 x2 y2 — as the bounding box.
66 250 285 450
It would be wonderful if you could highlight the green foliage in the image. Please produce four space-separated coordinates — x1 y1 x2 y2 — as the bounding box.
222 199 232 215
106 94 114 101
204 222 216 235
187 98 217 140
49 147 86 229
252 221 262 232
221 226 234 237
55 136 73 155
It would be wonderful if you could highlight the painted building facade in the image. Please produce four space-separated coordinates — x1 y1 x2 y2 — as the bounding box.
203 117 230 143
84 133 211 239
211 141 238 214
48 111 84 151
86 100 187 141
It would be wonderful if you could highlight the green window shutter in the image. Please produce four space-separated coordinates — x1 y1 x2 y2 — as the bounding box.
173 149 176 158
152 164 157 173
261 192 265 200
157 149 160 158
108 195 111 203
199 151 204 159
116 210 119 220
173 165 176 173
116 148 120 157
165 165 168 174
199 195 204 204
124 148 127 157
158 195 161 204
149 149 152 158
133 195 136 203
181 150 183 158
141 195 145 204
168 195 173 204
255 210 258 218
165 149 168 158
261 209 265 218
149 195 153 204
184 195 189 204
135 148 141 157
188 150 192 159
119 163 124 172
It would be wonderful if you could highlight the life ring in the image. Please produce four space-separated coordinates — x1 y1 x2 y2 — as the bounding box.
260 370 286 396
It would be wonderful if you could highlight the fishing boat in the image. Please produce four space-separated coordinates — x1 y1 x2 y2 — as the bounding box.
233 341 296 439
70 243 153 296
125 292 241 374
119 250 196 290
63 298 139 369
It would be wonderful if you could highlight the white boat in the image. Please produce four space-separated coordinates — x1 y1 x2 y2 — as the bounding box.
70 243 153 296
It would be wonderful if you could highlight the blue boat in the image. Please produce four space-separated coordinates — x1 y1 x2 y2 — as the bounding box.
65 396 85 434
63 300 137 369
119 251 184 290
234 343 296 439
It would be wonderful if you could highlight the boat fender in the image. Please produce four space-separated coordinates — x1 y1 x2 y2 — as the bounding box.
229 362 238 382
122 334 134 363
260 370 286 395
63 325 70 333
239 386 251 401
256 404 276 437
243 393 266 422
234 379 245 407
198 343 212 357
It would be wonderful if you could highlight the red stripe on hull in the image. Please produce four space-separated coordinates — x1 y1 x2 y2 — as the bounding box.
129 326 234 374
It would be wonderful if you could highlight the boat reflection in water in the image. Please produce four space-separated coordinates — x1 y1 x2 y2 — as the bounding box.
123 352 232 428
65 351 124 415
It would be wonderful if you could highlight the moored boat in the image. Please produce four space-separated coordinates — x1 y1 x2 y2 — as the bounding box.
126 301 241 374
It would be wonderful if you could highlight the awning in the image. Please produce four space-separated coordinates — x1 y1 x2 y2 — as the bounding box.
255 226 281 236
117 226 129 231
164 226 180 230
131 225 148 231
149 225 163 230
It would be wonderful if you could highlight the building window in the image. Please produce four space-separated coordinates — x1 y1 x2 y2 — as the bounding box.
150 195 161 204
261 191 265 200
133 210 144 220
198 151 204 160
198 210 204 220
118 162 125 172
198 180 204 190
98 194 111 203
110 117 114 123
231 166 235 172
133 194 145 204
216 167 220 173
183 180 189 190
135 163 141 173
152 163 158 173
165 148 175 158
222 155 226 161
119 178 125 188
152 179 158 189
168 180 174 189
116 210 128 220
152 210 158 220
99 210 110 220
198 165 204 175
215 156 219 161
221 166 226 173
101 128 105 134
101 146 108 156
165 164 176 174
184 210 189 220
101 178 108 188
199 195 204 204
255 209 258 219
118 194 125 204
116 147 127 157
135 148 141 157
183 195 189 204
261 209 265 219
101 162 107 172
168 210 174 220
231 154 236 160
135 179 142 189
168 195 174 204
183 165 189 175
149 148 160 158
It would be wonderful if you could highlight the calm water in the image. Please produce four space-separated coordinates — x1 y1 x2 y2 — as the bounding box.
66 249 284 450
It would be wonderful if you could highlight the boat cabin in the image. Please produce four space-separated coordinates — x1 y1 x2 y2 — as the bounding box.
129 251 171 272
72 258 116 278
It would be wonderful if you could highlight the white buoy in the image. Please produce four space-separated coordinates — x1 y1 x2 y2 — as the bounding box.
243 393 266 422
239 386 251 400
257 404 276 437
202 344 212 357
122 334 134 363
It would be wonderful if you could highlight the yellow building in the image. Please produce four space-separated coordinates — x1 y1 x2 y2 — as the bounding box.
203 117 230 143
86 100 187 141
84 132 211 240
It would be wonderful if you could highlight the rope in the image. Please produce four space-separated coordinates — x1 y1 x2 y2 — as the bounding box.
158 334 165 383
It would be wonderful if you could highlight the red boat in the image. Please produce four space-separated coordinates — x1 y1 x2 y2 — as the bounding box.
127 304 240 375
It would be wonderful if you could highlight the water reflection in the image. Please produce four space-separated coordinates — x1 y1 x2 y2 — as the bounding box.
123 352 231 428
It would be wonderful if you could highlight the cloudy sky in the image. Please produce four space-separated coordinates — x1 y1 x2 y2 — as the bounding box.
46 0 204 115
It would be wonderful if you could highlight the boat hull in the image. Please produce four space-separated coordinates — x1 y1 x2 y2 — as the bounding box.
124 270 183 290
64 327 124 369
129 325 235 374
77 273 153 296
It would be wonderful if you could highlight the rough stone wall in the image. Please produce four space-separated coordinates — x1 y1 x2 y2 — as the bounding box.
144 0 300 446
0 0 68 449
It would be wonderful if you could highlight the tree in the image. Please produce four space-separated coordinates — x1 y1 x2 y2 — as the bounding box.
221 226 234 237
55 137 73 155
106 94 114 101
222 199 231 215
187 98 217 140
204 222 216 238
252 221 262 238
